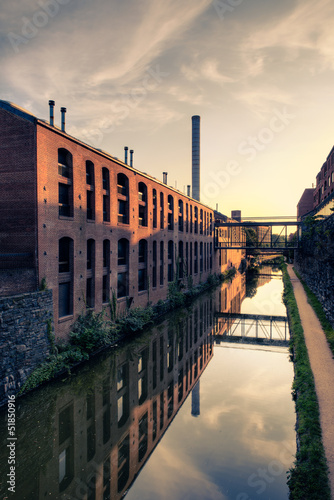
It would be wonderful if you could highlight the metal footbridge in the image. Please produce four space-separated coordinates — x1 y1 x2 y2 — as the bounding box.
215 216 302 251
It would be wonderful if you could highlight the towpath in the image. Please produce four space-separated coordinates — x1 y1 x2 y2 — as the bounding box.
287 265 334 498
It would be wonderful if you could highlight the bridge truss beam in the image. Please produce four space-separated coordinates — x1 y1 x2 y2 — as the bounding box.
215 221 302 251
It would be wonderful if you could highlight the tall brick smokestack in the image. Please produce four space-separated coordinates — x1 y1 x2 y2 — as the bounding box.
192 115 200 201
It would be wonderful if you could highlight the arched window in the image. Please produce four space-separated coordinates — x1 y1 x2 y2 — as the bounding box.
58 149 73 217
194 241 198 274
138 239 148 291
117 173 129 224
103 240 110 303
200 242 203 272
152 241 157 288
58 237 73 317
153 189 157 228
102 168 110 222
160 192 164 229
138 182 147 226
178 200 184 232
86 239 95 308
118 238 129 298
178 241 184 279
168 195 174 230
160 241 164 285
200 209 203 235
194 207 198 234
168 240 174 282
86 161 95 220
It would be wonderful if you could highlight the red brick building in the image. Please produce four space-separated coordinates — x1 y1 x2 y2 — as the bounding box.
313 146 334 209
0 101 244 339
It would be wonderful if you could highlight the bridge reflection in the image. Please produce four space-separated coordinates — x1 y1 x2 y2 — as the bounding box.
0 270 290 499
214 312 289 346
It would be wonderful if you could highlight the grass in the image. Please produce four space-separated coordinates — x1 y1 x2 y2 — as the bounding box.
280 261 330 499
293 267 334 358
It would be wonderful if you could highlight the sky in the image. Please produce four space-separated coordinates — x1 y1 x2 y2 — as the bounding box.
1 0 334 217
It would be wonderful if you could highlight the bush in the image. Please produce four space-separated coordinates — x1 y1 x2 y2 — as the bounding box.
70 310 111 352
117 307 154 334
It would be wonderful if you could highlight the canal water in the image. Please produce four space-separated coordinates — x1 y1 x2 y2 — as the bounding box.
0 267 296 500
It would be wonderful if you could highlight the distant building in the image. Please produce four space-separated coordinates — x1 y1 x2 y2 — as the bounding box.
0 101 245 339
298 145 334 219
297 188 314 220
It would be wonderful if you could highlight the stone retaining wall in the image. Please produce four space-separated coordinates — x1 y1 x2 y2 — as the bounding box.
0 290 53 406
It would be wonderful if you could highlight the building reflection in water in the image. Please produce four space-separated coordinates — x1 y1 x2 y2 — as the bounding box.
0 273 246 500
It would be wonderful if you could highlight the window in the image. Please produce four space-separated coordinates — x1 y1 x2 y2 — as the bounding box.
58 237 73 318
58 405 74 492
117 173 129 224
118 436 130 493
138 239 148 291
194 207 198 233
58 149 73 218
103 240 110 303
118 239 129 298
86 161 95 220
200 242 203 272
194 241 198 274
168 240 174 282
152 241 157 288
138 413 148 462
186 203 189 232
168 195 174 230
189 242 193 276
178 200 184 232
190 205 193 233
178 241 183 279
86 239 95 308
160 241 164 286
138 182 148 226
153 189 157 228
200 209 203 235
102 168 110 222
160 192 164 229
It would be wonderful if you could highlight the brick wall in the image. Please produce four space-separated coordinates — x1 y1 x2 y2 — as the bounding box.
0 290 53 406
0 106 38 295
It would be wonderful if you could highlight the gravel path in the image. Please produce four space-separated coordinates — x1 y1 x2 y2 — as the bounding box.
287 265 334 498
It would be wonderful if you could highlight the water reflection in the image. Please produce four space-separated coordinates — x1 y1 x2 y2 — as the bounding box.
0 290 217 500
0 269 295 500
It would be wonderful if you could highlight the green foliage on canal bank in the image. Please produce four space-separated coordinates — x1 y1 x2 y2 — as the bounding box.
19 268 238 396
293 268 334 357
281 262 331 500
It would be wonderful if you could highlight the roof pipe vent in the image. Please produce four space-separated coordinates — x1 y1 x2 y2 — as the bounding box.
49 100 55 126
60 107 66 132
163 172 168 184
187 185 191 197
124 146 128 165
130 149 134 167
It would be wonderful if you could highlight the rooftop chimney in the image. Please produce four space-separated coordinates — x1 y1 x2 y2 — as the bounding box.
49 100 55 126
163 172 168 184
130 149 134 167
124 146 128 165
60 107 66 132
192 115 200 201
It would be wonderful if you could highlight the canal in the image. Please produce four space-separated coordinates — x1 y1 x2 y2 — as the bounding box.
0 266 296 500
